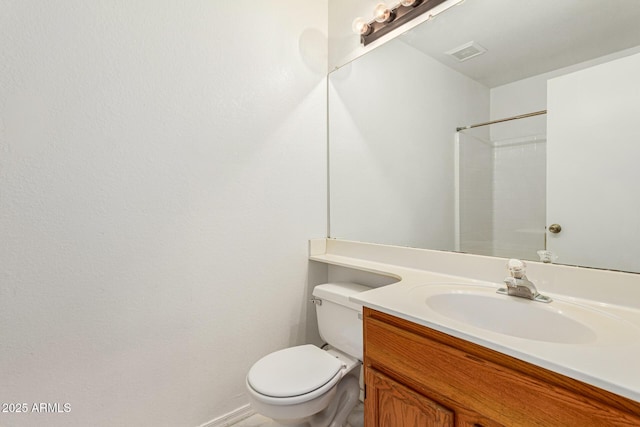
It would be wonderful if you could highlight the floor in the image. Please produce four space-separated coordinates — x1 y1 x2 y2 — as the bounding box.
232 402 364 427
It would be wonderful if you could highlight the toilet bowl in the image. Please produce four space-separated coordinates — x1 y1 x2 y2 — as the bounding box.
245 282 371 427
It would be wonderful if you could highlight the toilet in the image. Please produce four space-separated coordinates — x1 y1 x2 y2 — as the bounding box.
246 282 370 427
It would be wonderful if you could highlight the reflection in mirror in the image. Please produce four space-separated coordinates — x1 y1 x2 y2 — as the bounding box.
329 0 640 273
458 113 547 261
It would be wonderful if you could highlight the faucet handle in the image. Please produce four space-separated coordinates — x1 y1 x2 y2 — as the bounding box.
507 259 526 279
503 277 518 288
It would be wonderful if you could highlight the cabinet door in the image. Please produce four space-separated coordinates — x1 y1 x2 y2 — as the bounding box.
365 367 454 427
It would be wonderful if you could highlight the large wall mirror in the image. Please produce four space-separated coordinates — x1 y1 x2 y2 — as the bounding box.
329 0 640 273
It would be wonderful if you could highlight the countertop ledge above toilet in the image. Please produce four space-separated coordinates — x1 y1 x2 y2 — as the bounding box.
309 238 640 403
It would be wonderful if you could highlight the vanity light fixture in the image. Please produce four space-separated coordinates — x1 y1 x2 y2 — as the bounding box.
353 0 465 46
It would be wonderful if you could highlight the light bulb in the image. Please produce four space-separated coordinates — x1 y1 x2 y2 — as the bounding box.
352 17 371 35
373 3 392 23
400 0 417 6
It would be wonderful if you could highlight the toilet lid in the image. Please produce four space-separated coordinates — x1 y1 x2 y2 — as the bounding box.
247 345 343 398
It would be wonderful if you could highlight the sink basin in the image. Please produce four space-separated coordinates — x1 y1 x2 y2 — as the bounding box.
425 291 594 343
408 284 638 345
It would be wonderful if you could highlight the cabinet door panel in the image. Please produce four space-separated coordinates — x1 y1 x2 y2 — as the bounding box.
365 367 454 427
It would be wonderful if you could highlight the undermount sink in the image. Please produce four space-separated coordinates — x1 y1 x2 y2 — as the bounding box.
408 284 639 345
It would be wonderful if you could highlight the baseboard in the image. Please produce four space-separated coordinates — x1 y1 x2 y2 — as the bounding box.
197 404 255 427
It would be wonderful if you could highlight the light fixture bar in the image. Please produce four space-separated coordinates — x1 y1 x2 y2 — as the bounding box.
361 0 448 46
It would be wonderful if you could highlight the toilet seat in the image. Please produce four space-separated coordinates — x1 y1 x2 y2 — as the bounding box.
246 345 345 405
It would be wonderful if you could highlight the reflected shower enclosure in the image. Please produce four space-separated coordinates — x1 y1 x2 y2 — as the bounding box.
456 113 547 260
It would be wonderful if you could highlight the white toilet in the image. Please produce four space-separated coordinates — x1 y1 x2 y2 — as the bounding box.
246 282 370 427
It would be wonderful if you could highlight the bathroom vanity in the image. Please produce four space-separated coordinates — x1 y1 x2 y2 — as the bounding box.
309 239 640 426
363 308 640 426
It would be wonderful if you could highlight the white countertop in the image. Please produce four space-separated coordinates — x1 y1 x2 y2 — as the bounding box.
309 239 640 403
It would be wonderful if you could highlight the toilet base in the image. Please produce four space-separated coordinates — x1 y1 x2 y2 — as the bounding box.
269 374 360 427
313 374 360 427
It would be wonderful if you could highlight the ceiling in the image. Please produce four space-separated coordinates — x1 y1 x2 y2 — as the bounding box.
399 0 640 88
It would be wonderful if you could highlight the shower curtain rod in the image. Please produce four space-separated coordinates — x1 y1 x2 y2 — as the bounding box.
456 110 547 132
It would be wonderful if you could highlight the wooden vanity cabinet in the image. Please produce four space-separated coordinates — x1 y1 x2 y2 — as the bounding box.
363 308 640 427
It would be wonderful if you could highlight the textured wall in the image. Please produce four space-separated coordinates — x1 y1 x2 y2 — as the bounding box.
0 1 327 426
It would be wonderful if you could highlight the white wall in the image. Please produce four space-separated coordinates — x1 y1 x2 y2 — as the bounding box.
329 40 489 251
0 2 327 426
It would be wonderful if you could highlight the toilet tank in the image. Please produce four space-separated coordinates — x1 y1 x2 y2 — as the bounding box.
312 282 371 360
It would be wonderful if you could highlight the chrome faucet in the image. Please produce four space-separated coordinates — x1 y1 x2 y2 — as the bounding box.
496 259 552 303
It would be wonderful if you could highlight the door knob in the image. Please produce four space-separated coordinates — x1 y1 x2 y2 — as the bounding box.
548 224 562 234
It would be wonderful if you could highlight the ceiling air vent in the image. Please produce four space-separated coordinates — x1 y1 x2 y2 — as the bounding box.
446 41 487 62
